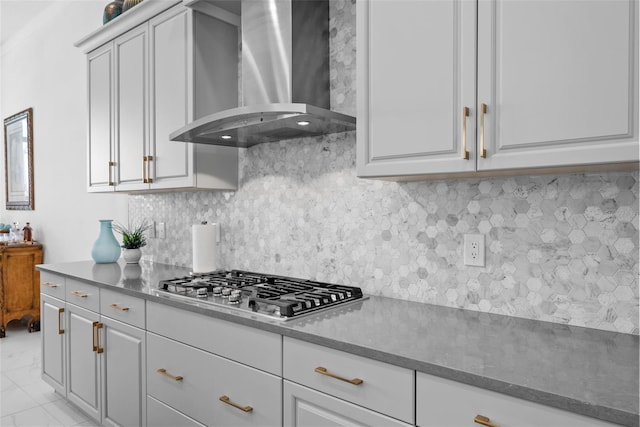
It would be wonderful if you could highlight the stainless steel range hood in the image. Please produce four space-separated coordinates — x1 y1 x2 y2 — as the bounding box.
171 0 356 148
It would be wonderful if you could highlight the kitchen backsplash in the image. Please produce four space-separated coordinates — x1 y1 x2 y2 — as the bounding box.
129 0 638 334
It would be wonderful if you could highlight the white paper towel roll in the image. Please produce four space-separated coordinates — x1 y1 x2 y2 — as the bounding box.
192 223 220 273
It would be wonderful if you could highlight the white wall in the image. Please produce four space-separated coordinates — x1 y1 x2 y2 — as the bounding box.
0 1 128 263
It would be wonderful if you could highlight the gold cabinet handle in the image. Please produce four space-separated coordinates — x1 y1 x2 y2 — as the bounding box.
219 395 253 413
42 282 58 288
71 290 89 299
92 321 99 352
479 103 487 158
143 156 154 183
474 415 499 427
462 106 470 160
157 368 183 381
314 366 363 385
109 303 129 312
95 322 103 354
108 161 115 186
58 308 65 335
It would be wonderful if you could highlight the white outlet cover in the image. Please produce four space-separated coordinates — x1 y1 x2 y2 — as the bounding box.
464 234 485 267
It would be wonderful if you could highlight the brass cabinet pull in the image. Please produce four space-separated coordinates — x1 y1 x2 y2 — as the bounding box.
474 415 499 427
314 366 363 385
219 395 253 413
479 103 487 158
108 161 114 186
92 321 99 352
42 282 58 288
157 368 183 381
95 322 104 354
143 155 154 183
109 303 129 312
71 290 89 298
58 308 65 335
462 106 470 160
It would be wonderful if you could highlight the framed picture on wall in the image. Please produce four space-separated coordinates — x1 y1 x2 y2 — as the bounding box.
4 108 34 210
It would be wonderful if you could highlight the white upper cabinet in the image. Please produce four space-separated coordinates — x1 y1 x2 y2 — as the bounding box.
357 0 639 179
358 0 477 177
78 1 239 193
477 0 639 171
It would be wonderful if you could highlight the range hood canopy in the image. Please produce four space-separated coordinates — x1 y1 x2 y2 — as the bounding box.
171 0 356 148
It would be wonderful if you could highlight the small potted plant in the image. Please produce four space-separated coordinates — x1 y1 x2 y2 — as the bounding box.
112 220 150 264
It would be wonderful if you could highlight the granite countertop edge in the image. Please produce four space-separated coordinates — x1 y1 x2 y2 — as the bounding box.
38 262 640 427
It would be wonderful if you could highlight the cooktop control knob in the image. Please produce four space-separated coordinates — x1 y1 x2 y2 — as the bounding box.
196 288 208 298
212 286 223 296
221 288 232 297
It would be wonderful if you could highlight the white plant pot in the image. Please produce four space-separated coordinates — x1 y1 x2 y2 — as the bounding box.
122 248 142 264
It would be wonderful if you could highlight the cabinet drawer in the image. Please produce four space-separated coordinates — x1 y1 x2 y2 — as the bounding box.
147 301 281 375
283 337 414 424
147 395 205 427
40 272 66 299
147 332 282 427
66 279 99 312
416 372 620 427
100 288 145 328
284 380 412 427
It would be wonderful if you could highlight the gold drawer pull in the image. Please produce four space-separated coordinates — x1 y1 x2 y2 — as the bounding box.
474 415 499 427
219 395 253 412
92 321 104 353
42 282 58 288
71 290 89 298
58 308 65 335
109 303 129 312
314 366 363 385
157 368 183 381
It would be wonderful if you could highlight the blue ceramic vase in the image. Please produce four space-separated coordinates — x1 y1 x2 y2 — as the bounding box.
91 220 121 263
103 0 124 24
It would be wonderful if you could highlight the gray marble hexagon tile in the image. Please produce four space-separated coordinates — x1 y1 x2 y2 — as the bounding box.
129 0 638 334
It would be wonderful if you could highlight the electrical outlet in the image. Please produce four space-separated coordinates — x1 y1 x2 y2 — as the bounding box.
464 234 485 267
158 222 166 239
149 221 156 239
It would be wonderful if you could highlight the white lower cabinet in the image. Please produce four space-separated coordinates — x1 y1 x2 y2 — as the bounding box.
283 380 411 427
416 372 620 427
40 293 66 396
101 316 146 427
283 337 414 426
146 332 281 426
146 395 204 427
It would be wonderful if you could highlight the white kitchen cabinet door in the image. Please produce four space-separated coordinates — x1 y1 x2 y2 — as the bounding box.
100 316 146 427
477 0 639 171
114 25 149 192
284 381 411 427
87 44 115 192
66 303 101 422
357 0 477 178
416 372 621 427
148 6 239 191
40 294 66 396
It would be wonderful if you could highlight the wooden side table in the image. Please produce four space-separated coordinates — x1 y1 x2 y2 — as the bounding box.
0 243 43 337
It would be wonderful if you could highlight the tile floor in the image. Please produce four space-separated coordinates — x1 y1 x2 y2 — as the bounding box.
0 320 99 426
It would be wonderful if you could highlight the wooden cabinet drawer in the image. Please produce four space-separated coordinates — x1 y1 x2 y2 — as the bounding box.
41 272 66 299
147 395 205 427
147 332 282 427
147 301 281 375
283 337 414 424
100 288 145 328
416 372 620 427
65 279 99 312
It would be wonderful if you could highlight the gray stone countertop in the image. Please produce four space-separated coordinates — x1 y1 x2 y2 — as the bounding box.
38 260 639 427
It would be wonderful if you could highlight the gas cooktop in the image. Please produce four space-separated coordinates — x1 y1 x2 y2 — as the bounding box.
154 270 365 321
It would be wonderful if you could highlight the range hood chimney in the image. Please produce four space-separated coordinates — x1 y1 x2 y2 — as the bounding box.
170 0 356 148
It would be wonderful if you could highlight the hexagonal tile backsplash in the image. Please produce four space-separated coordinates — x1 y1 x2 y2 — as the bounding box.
130 0 638 334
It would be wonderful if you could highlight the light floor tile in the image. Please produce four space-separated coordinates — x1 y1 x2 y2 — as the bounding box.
1 372 17 392
1 404 64 427
0 382 40 417
21 380 64 406
42 400 91 427
5 362 43 388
